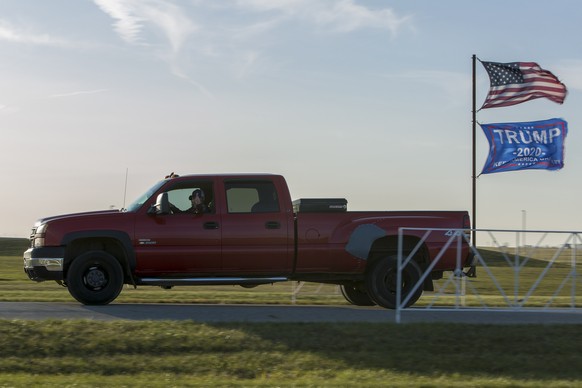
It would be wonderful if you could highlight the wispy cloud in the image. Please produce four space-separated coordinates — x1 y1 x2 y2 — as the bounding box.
93 0 144 44
93 0 413 56
169 65 215 99
0 103 20 115
308 0 412 34
92 1 414 91
230 17 285 40
0 20 71 47
217 1 415 79
49 89 109 98
235 51 260 80
233 0 413 35
94 0 202 91
93 0 197 52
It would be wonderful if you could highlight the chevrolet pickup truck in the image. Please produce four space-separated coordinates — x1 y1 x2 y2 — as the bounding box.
24 173 472 308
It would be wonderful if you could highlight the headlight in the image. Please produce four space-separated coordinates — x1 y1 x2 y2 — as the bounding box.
32 223 47 248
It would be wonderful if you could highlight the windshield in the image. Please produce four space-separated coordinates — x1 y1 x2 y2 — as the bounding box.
124 180 167 212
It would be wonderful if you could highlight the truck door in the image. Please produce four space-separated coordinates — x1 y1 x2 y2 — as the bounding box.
220 179 293 274
134 179 221 276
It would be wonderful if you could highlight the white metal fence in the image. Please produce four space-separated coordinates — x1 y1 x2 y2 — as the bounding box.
396 228 581 323
290 281 341 304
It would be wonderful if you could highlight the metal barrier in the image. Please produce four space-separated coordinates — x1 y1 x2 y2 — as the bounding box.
291 282 341 304
395 228 581 323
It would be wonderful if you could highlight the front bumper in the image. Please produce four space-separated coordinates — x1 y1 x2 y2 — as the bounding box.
23 247 65 281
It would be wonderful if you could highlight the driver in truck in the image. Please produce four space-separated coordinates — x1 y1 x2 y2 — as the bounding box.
187 189 208 214
170 189 208 214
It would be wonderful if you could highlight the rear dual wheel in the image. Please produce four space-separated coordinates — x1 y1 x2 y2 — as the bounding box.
365 255 423 309
340 283 376 306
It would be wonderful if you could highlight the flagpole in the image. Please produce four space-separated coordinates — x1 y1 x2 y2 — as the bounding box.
468 54 477 277
472 54 476 243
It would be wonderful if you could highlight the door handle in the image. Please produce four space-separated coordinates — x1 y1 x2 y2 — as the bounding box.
265 221 280 229
203 222 219 229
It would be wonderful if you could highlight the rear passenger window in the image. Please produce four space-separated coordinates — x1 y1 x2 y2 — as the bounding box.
225 181 280 214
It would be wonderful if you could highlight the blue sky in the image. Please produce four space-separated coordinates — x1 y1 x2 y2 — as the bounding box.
1 0 582 239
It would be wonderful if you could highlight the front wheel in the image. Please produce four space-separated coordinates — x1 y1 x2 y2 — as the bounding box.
66 251 124 305
365 256 423 309
340 283 376 306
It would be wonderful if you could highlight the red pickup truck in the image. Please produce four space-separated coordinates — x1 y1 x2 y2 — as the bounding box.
24 173 472 308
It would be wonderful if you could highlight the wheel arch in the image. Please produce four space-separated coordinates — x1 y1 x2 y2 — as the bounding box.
61 231 135 286
344 223 432 292
345 224 429 266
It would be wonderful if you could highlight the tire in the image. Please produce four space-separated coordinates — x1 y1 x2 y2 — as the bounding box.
340 283 376 306
365 255 423 309
66 250 124 305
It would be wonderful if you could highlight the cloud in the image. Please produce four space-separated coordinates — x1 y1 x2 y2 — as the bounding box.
92 1 413 91
49 89 109 98
0 103 19 115
214 1 414 81
93 0 197 52
94 0 207 94
0 20 71 47
233 0 412 35
169 65 215 99
93 0 145 44
93 1 413 58
230 17 285 40
310 0 412 34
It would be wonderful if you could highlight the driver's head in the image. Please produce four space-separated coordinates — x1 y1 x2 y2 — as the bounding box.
189 189 205 204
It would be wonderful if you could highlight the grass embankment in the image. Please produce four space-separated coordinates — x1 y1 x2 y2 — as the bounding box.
0 320 580 387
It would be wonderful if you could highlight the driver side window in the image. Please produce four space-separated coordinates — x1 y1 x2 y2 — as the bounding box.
167 181 215 214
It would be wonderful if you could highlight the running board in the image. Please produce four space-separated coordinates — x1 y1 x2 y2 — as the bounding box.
137 277 289 286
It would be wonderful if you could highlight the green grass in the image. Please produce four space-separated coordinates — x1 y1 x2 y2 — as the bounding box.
2 238 582 386
0 320 580 387
3 252 345 304
0 237 28 256
3 237 581 307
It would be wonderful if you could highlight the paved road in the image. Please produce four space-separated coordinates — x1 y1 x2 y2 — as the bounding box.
1 302 581 324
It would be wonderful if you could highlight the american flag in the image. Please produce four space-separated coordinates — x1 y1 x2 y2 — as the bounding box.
480 61 567 109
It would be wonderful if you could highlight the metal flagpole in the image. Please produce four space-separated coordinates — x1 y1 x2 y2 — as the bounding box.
472 54 476 244
467 54 477 277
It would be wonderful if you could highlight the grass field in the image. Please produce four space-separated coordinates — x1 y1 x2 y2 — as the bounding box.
4 237 580 307
2 238 581 386
0 320 581 387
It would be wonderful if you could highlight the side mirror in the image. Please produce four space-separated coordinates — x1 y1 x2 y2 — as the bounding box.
147 192 171 215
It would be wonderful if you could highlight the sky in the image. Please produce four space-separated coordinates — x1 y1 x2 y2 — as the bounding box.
2 0 582 243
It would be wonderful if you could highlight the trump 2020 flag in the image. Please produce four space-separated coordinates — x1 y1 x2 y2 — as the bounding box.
481 61 567 109
480 118 567 174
